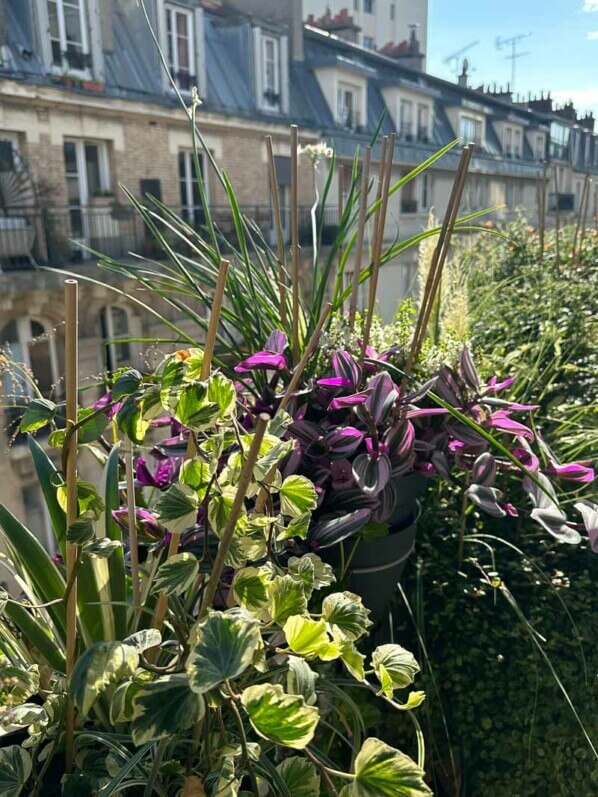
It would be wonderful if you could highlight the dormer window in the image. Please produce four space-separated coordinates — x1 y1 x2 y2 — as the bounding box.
338 85 361 130
165 3 195 92
47 0 90 73
399 100 413 140
534 133 545 160
417 104 430 143
262 35 281 111
460 115 483 146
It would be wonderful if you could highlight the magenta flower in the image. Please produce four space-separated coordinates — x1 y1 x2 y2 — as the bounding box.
546 461 595 483
136 457 179 489
486 410 534 441
484 376 516 394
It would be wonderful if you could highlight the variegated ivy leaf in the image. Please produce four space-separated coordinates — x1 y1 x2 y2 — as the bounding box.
371 644 420 698
294 553 335 589
187 612 261 694
110 673 152 724
286 656 319 706
276 757 320 797
131 674 205 746
57 480 104 520
287 555 316 597
277 512 312 541
66 511 95 546
154 483 199 535
179 458 214 494
0 746 32 797
323 591 372 641
208 488 247 537
70 642 139 716
117 393 150 444
241 684 319 750
337 638 366 683
1 704 47 731
175 383 219 432
123 629 162 653
151 553 199 596
232 566 272 614
396 691 426 711
181 348 206 382
267 575 307 624
339 737 432 796
283 616 330 659
207 374 237 420
0 665 39 705
254 438 294 482
20 397 56 433
279 475 318 517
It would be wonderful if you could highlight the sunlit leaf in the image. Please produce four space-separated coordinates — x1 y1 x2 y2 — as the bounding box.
372 645 420 698
323 591 372 641
20 398 56 433
267 576 307 624
279 476 318 517
283 616 330 659
286 656 319 706
154 483 199 535
339 737 432 796
132 674 205 745
151 552 199 596
241 684 319 749
70 642 139 715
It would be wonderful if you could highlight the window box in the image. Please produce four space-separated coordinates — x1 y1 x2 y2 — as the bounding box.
82 79 105 92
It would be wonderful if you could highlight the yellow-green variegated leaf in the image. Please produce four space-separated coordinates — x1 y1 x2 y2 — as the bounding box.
286 656 318 706
131 674 205 746
175 383 219 432
0 746 32 797
241 684 319 750
277 512 312 541
187 612 260 694
232 566 272 614
279 476 318 517
207 374 237 421
151 552 199 597
283 616 330 659
276 757 320 797
179 459 214 494
338 639 366 682
323 592 372 641
371 645 420 698
70 642 139 716
267 576 307 624
154 483 199 535
254 438 294 482
339 737 432 796
110 673 152 724
208 488 247 537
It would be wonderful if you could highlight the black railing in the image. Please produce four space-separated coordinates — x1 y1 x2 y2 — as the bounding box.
549 142 569 161
337 107 361 131
417 125 429 143
399 122 413 141
0 204 341 271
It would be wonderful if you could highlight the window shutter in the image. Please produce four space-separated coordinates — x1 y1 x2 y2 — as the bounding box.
252 26 263 110
194 7 207 100
35 0 53 70
87 0 106 82
279 35 289 115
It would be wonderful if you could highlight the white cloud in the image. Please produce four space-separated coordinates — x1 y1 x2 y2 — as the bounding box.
583 0 598 11
588 30 598 38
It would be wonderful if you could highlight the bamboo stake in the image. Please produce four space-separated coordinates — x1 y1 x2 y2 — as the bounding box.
362 133 395 356
290 125 300 366
574 173 591 265
348 146 372 326
403 145 473 386
578 177 592 255
553 164 561 266
199 415 269 618
538 161 547 262
151 258 229 638
338 162 345 271
254 303 332 514
266 136 287 328
124 438 141 625
64 279 78 772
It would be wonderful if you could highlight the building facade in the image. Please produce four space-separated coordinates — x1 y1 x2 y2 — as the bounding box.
0 0 596 548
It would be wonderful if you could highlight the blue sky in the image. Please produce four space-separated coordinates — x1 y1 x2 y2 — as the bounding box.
427 0 598 117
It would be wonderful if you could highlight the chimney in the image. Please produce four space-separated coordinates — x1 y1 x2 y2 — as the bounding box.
225 0 304 60
554 100 577 123
100 0 115 53
306 8 361 44
525 92 553 114
379 31 424 71
580 112 595 133
458 58 469 88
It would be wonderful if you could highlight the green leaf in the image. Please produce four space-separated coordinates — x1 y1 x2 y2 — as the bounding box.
323 592 372 641
76 406 109 443
186 612 260 695
267 576 307 625
151 552 199 596
283 616 330 659
208 488 246 537
20 397 56 433
181 348 205 382
110 676 150 724
0 746 32 797
112 368 142 400
207 374 237 420
123 629 162 653
339 737 432 796
277 512 312 541
338 640 366 683
116 393 150 444
131 674 205 746
27 435 66 555
179 458 213 492
276 757 320 797
286 656 319 706
254 438 294 482
66 511 95 545
371 645 420 698
70 641 139 715
100 441 127 641
175 384 219 431
289 554 335 593
83 538 121 558
279 476 318 517
57 480 104 520
241 684 319 750
232 566 272 614
154 483 199 535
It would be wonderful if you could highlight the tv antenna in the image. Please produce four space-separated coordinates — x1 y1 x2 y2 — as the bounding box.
443 41 479 77
496 32 532 90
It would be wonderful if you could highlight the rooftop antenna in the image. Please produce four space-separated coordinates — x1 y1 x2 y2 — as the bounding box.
495 32 532 90
443 40 479 78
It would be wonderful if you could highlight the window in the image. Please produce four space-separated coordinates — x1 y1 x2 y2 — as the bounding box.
417 104 430 142
363 36 375 50
504 126 513 156
63 138 110 243
364 0 374 13
337 87 359 130
262 35 280 111
399 100 413 139
354 0 359 10
549 122 569 160
23 484 53 552
165 3 195 92
47 0 90 72
505 179 523 208
420 173 431 211
535 134 545 160
99 306 131 374
513 128 522 158
179 149 208 225
400 168 418 214
460 115 482 145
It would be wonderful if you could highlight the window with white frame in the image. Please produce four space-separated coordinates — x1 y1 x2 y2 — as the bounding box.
363 36 375 50
178 149 208 225
535 133 545 160
460 115 482 145
417 103 430 142
504 126 513 156
165 3 195 92
47 0 90 72
99 306 131 374
262 35 280 111
513 128 522 158
63 138 110 243
399 100 413 139
337 86 360 130
364 0 374 13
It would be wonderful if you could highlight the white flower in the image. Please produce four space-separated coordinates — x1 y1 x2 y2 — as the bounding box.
299 142 333 165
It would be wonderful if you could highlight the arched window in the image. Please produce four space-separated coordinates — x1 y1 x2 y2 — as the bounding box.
99 305 131 373
1 318 59 398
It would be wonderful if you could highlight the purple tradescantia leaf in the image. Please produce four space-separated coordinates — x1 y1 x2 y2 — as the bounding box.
512 446 540 472
329 390 371 412
530 508 582 544
435 367 464 406
574 500 598 552
486 411 534 441
448 422 486 452
545 461 595 483
402 377 438 405
364 438 390 460
326 426 365 458
385 421 415 462
112 507 166 543
265 329 288 354
136 457 178 489
523 472 558 511
317 376 354 389
465 484 506 518
235 351 287 373
484 376 516 394
332 350 360 389
308 508 372 549
364 372 398 425
459 346 480 391
405 407 449 419
93 392 122 420
352 452 391 495
330 459 355 490
431 450 451 480
471 452 497 486
290 420 324 446
483 398 539 411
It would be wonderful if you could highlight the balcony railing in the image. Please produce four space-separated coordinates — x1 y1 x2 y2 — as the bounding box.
549 142 569 161
337 107 361 131
0 204 341 271
399 122 413 141
417 125 430 143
